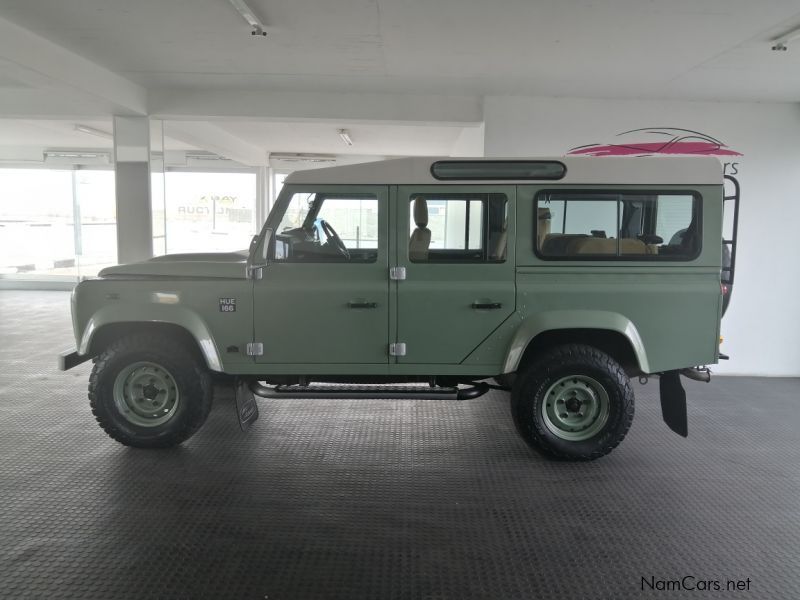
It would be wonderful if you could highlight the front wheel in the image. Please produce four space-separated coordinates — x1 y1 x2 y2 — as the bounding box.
89 333 213 448
511 344 634 460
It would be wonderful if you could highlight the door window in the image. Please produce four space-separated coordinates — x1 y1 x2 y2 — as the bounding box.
272 192 379 263
408 193 508 262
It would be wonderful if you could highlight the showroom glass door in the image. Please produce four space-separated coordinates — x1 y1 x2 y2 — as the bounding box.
253 185 390 365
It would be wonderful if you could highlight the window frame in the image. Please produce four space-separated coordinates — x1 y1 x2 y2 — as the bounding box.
408 192 509 264
271 190 382 264
533 189 703 262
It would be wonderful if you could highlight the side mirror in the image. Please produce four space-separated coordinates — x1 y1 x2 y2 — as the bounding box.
246 228 273 279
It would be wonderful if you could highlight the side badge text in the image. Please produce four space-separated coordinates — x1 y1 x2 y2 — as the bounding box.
219 298 236 312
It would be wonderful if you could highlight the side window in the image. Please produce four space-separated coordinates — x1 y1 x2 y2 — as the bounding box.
536 192 700 259
272 192 379 263
409 193 508 263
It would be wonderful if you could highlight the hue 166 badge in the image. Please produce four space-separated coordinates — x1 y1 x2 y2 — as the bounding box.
219 298 236 312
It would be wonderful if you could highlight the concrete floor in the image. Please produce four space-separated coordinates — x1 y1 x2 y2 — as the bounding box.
0 290 798 599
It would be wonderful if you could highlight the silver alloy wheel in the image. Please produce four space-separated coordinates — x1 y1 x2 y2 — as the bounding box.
541 374 610 441
112 361 180 427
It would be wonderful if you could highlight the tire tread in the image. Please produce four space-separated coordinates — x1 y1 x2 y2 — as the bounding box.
511 343 634 461
88 333 212 448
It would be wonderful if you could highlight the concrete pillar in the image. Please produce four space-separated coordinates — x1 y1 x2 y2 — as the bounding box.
113 116 153 263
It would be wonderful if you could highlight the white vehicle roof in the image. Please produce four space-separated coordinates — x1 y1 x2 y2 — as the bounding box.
284 156 722 186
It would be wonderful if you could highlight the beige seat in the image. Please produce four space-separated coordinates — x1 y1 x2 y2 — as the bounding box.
409 197 432 261
490 219 508 260
537 208 552 249
567 237 650 255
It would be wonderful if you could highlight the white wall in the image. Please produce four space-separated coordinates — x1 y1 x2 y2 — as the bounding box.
484 96 800 376
450 124 485 157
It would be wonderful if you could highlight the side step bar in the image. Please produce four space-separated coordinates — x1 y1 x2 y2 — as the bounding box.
248 381 490 401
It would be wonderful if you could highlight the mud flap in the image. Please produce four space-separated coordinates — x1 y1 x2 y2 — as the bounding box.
659 371 688 437
235 379 260 432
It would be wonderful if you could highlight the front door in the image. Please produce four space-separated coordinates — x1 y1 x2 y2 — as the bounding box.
395 185 516 365
253 185 389 365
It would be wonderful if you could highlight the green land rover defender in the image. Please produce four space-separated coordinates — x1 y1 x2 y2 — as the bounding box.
60 157 739 460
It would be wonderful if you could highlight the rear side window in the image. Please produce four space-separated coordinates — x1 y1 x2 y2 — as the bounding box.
535 191 700 260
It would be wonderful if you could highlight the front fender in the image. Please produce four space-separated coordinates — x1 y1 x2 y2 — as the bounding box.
77 302 223 372
503 310 650 374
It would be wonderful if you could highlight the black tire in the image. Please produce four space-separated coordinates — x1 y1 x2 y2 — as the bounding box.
89 333 213 448
511 344 634 461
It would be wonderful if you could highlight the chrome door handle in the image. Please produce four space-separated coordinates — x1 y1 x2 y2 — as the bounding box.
348 301 378 309
472 302 502 310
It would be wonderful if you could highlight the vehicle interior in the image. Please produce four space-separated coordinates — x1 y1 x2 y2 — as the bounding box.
272 193 379 263
537 192 700 259
408 193 508 263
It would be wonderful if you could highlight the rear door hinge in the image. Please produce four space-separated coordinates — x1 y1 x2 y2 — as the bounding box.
389 266 406 281
389 342 407 357
246 342 264 356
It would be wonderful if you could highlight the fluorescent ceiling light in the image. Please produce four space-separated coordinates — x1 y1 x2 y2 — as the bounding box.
338 129 354 146
184 152 240 167
74 124 113 140
185 152 230 161
43 150 111 165
228 0 267 36
771 24 800 51
270 153 337 163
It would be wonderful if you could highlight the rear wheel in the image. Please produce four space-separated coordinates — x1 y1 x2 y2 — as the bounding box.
511 344 634 460
89 333 212 448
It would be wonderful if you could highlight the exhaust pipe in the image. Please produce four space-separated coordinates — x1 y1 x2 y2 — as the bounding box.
680 367 711 383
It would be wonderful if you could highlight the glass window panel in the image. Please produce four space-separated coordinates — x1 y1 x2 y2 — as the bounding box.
273 193 378 263
0 168 76 277
431 161 565 180
164 171 257 254
74 170 117 277
656 195 694 244
409 193 507 263
536 191 699 259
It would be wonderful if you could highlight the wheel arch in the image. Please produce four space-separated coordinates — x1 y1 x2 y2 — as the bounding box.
503 311 650 375
78 306 222 372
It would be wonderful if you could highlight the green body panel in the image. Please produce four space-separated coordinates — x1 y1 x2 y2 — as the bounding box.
253 185 389 364
69 181 724 378
72 278 254 372
97 253 249 279
395 185 517 365
502 306 649 373
503 183 723 373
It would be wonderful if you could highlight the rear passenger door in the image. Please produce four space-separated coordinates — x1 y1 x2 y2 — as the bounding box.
394 185 516 365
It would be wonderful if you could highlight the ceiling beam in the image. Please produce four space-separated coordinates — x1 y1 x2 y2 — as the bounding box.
165 121 266 166
0 16 147 117
149 89 483 126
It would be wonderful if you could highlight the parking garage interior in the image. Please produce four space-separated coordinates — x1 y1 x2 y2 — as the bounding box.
1 1 799 598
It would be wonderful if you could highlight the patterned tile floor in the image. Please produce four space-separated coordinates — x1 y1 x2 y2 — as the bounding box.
0 291 797 599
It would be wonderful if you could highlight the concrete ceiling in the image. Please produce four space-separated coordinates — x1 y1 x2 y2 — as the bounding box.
0 1 799 165
207 121 469 156
0 0 799 101
0 118 473 165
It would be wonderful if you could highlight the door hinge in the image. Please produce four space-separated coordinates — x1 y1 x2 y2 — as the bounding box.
389 342 407 357
246 342 264 356
389 266 406 281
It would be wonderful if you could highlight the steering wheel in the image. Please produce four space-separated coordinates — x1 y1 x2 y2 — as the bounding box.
319 219 350 260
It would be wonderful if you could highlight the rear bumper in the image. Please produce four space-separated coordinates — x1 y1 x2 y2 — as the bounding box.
58 349 91 371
